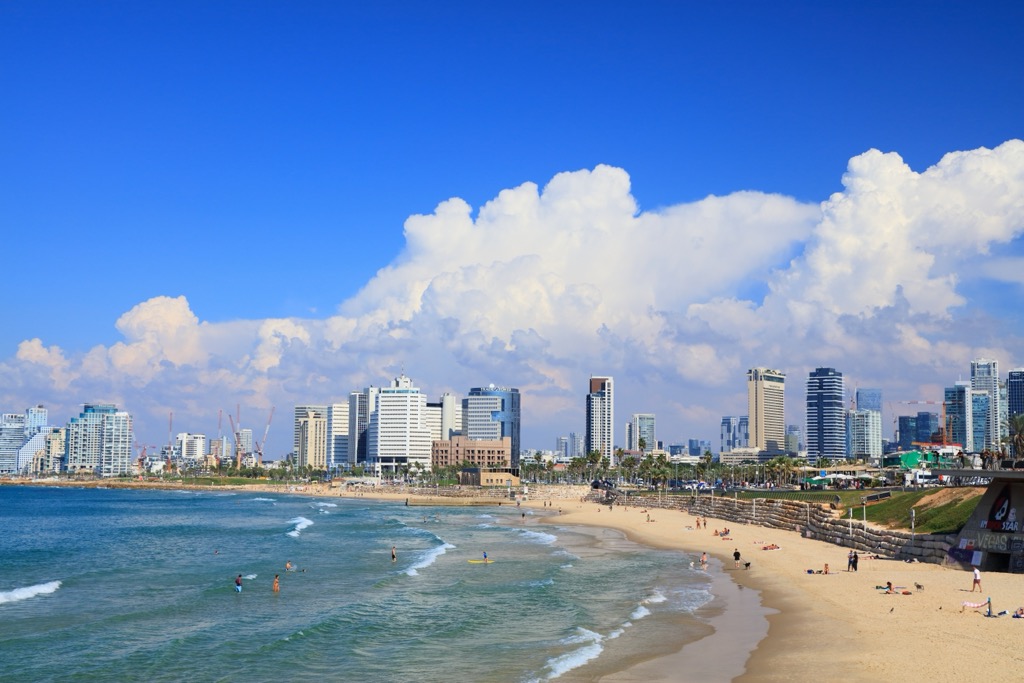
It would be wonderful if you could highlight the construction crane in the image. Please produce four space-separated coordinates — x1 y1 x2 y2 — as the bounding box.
253 407 275 466
227 413 242 470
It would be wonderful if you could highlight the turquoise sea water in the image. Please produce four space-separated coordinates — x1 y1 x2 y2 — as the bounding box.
1 486 715 682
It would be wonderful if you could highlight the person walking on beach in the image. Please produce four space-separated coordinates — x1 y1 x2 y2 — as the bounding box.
851 551 859 572
272 574 280 592
700 552 708 570
234 575 243 593
971 566 982 592
733 549 741 568
847 550 855 571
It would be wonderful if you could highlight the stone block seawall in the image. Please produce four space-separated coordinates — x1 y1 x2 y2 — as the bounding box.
587 491 958 567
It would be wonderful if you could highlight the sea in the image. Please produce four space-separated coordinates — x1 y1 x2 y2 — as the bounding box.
1 485 721 683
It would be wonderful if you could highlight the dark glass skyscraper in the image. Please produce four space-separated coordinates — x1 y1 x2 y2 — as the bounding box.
1009 369 1024 419
806 367 845 463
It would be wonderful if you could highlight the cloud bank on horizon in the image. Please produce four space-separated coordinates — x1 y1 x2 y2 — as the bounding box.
6 140 1024 453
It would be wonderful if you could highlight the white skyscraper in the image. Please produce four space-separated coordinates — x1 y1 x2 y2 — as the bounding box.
176 433 207 461
100 410 134 477
327 402 350 471
293 405 327 456
848 409 882 463
296 408 328 470
971 358 1001 451
748 368 786 452
585 376 614 464
367 373 432 476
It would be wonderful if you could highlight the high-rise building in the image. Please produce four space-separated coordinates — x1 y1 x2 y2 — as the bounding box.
748 368 785 452
463 385 521 466
60 405 133 477
293 405 326 457
327 403 350 471
944 382 973 451
0 413 27 473
627 413 656 452
720 416 743 453
41 427 66 473
176 433 207 461
855 388 882 412
585 376 614 464
568 432 584 459
848 409 882 463
971 390 990 454
971 359 1001 451
296 408 328 470
916 412 940 444
555 435 569 458
25 405 48 436
806 367 845 464
897 415 917 451
348 387 380 464
367 373 432 476
425 393 461 443
100 410 134 477
785 424 802 456
1009 369 1024 419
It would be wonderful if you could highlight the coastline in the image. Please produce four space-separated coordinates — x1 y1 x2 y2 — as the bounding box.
8 480 1024 680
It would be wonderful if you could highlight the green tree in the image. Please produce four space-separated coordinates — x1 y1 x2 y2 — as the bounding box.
1005 414 1024 458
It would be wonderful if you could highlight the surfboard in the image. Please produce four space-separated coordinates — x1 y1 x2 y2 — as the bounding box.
467 559 494 564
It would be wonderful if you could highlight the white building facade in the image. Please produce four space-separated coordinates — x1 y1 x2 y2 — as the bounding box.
367 374 432 477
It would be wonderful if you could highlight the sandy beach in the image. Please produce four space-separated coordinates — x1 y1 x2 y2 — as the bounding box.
352 484 1024 682
11 479 1024 681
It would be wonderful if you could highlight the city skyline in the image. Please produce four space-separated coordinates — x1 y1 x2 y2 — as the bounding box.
3 4 1024 456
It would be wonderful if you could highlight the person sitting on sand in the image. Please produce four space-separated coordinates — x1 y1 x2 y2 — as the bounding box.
883 581 895 594
823 563 830 575
1014 607 1024 618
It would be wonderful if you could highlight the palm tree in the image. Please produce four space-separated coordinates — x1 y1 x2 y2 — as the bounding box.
621 455 639 484
1005 414 1024 459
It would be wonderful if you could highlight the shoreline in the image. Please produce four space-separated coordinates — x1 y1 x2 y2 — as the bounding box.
8 480 1024 680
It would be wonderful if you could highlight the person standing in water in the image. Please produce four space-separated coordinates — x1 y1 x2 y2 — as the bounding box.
234 575 243 593
272 574 280 592
391 546 397 562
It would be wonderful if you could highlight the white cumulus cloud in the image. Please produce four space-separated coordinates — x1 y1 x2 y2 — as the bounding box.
4 142 1024 453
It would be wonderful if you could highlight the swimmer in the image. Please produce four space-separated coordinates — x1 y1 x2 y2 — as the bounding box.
392 546 397 562
272 574 280 592
285 560 294 572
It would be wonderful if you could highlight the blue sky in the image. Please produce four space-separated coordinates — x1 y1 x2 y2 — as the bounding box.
3 1 1023 457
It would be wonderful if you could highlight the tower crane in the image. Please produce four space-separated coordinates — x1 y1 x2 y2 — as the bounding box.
253 407 275 465
227 413 242 470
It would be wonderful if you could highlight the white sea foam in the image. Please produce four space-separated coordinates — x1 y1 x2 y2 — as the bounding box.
243 574 257 580
643 589 667 604
312 501 337 508
0 580 61 605
404 542 456 576
630 605 651 620
517 529 557 545
543 628 604 679
252 497 276 503
287 517 314 537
